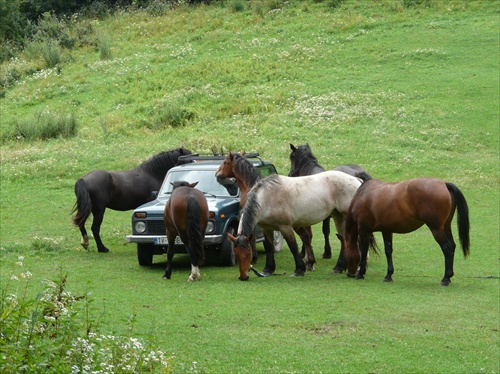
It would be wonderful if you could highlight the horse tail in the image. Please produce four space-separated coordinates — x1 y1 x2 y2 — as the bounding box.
72 179 92 227
446 182 470 257
187 197 206 265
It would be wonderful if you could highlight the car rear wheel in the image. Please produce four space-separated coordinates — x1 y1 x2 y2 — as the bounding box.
137 243 154 266
220 227 236 266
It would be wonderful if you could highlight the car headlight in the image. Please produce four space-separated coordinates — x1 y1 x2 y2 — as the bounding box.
205 221 215 234
135 221 147 234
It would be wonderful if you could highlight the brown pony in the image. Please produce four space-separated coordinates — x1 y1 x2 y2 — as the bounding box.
344 178 470 286
163 181 209 281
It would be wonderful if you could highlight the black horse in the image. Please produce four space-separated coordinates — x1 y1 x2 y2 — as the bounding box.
72 147 191 252
288 143 372 272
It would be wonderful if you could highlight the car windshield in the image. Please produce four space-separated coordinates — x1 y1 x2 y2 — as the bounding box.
160 170 239 197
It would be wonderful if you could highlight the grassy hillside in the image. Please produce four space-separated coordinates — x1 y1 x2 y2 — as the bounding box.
1 0 499 372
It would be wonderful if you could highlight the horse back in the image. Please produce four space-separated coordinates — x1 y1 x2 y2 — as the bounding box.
351 178 452 233
165 187 208 232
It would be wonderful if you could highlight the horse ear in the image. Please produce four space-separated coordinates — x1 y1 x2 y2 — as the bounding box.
190 181 199 188
290 144 296 151
227 232 238 243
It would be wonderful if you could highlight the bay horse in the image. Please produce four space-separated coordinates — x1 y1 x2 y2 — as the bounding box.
288 143 372 271
72 147 191 253
215 152 268 263
163 181 208 281
227 172 362 281
343 178 470 286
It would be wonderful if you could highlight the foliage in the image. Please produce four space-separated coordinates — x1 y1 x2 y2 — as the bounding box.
0 257 170 373
3 111 78 141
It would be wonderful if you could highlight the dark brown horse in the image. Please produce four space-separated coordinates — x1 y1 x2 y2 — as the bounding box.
72 147 191 253
163 181 209 281
344 178 470 286
288 143 372 271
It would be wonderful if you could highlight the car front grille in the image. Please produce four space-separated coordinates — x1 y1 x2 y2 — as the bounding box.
147 220 166 235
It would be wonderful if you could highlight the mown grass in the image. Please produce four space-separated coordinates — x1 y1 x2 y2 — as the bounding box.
1 0 499 372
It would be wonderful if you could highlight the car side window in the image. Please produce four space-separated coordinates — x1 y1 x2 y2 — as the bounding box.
259 166 275 177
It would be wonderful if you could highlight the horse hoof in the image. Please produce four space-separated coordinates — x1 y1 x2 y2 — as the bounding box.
98 247 109 253
291 271 305 277
322 254 332 259
355 274 365 280
306 265 315 271
346 272 356 278
332 267 345 274
162 276 170 280
440 280 451 286
383 277 393 283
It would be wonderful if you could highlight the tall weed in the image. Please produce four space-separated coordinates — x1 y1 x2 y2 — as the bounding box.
7 111 78 141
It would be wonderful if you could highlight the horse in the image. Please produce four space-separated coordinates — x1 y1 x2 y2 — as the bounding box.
288 143 372 271
343 178 470 286
163 181 209 281
227 172 363 281
215 152 269 263
72 147 191 253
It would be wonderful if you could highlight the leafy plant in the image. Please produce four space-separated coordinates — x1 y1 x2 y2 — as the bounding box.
0 259 171 373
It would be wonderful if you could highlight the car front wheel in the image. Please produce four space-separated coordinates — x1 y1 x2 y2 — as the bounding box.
137 243 154 266
219 227 236 267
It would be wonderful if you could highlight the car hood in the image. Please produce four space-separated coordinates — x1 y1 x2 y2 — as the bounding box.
133 196 239 214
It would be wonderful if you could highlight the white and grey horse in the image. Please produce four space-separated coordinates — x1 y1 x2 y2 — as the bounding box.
228 171 362 281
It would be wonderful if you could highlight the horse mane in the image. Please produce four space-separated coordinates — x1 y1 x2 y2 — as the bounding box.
240 174 281 236
138 147 191 181
289 144 325 176
233 153 263 186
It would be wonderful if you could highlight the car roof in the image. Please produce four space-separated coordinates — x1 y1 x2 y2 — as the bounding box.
172 154 275 171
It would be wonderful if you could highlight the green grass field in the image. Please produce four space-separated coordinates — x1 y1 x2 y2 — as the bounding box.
1 1 499 372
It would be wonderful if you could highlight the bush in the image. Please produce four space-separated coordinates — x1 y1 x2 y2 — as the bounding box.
9 111 78 141
0 258 171 373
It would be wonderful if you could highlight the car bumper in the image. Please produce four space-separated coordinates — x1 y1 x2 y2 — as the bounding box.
126 234 223 246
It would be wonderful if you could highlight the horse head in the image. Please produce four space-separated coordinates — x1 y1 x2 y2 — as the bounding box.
227 232 254 281
171 181 198 189
288 143 321 177
215 152 236 181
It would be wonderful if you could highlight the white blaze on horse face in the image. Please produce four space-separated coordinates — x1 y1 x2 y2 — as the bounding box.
188 265 201 282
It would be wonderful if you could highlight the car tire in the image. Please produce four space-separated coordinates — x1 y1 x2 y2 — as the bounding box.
220 227 236 267
137 243 154 266
273 231 284 252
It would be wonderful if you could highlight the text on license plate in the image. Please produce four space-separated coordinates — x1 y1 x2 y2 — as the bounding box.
154 237 182 245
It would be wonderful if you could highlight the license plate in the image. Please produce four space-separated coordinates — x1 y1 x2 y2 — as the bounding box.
154 237 182 245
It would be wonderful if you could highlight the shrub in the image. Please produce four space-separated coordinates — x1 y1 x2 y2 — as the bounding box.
0 258 171 373
10 111 78 141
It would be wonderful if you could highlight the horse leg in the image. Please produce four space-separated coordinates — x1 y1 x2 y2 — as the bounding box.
282 228 306 277
331 212 347 273
430 227 456 286
79 226 89 250
91 208 109 253
163 246 175 280
262 231 277 276
188 264 201 282
251 231 258 264
294 227 309 258
322 217 332 259
382 232 394 282
295 226 315 271
355 231 371 280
